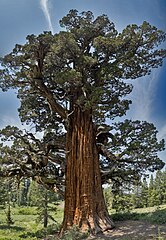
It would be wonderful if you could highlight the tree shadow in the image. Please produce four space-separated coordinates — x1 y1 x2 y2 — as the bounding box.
19 224 59 239
20 228 47 239
87 220 166 240
20 232 38 239
0 224 25 231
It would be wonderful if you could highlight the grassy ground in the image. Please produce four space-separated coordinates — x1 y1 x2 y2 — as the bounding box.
0 204 166 239
0 204 63 240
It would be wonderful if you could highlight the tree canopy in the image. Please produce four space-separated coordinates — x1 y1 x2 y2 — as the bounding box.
1 10 166 126
0 9 166 190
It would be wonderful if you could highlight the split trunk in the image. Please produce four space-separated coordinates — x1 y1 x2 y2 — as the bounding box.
60 106 114 235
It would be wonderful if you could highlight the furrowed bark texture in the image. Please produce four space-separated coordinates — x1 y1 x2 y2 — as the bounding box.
60 106 114 235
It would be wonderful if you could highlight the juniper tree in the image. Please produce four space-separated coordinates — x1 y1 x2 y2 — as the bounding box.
0 10 166 234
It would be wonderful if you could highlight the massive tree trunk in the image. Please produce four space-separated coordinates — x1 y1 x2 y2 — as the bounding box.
60 106 115 235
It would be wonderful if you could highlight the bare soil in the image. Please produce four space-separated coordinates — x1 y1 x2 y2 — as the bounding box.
88 220 166 240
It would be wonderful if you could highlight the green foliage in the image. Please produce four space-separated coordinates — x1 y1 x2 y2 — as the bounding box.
148 170 166 207
113 193 133 212
28 181 60 207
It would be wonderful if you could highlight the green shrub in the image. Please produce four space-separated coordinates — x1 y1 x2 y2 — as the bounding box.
141 209 166 224
62 225 89 240
112 212 139 221
111 207 166 224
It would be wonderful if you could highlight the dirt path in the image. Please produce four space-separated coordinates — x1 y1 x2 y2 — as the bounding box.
88 220 166 240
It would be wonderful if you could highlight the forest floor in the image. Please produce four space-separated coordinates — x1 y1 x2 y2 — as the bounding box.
87 220 166 240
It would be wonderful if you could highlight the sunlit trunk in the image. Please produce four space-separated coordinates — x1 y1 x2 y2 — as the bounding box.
60 106 114 235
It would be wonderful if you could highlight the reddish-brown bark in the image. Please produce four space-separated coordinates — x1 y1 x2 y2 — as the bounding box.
60 106 114 235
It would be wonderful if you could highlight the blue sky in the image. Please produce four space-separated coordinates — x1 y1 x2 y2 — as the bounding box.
0 0 166 162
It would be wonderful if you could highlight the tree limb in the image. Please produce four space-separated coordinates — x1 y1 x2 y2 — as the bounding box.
33 78 67 119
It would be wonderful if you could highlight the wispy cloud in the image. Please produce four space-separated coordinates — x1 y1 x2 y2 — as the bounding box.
128 70 160 122
40 0 54 33
157 124 166 141
157 123 166 163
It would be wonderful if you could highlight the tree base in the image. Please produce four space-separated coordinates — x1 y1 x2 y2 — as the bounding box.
59 212 115 237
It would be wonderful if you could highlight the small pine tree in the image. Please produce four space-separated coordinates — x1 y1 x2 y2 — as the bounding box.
160 170 166 204
103 186 113 210
18 178 31 206
112 183 133 212
4 180 14 225
28 181 58 228
148 175 155 207
131 183 142 208
141 178 149 208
